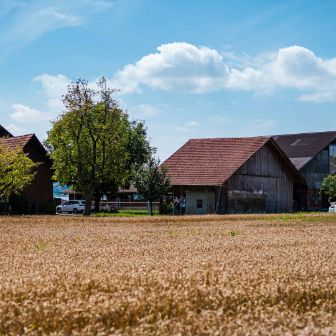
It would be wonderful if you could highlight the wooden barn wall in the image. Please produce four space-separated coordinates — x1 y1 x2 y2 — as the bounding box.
226 143 294 213
22 140 53 212
300 147 331 209
300 148 329 190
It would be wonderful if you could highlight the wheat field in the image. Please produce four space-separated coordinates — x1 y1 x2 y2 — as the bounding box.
0 213 336 335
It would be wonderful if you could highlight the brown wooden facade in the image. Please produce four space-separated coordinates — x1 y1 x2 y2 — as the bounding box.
218 142 300 213
165 137 306 215
0 128 53 214
22 136 53 213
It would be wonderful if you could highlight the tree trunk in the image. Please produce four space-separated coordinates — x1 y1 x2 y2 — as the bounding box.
159 196 163 215
150 201 153 216
94 193 101 213
84 192 93 216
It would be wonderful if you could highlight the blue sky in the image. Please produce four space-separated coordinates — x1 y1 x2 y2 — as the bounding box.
1 0 336 160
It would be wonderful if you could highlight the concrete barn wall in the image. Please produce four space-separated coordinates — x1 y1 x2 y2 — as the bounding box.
185 187 216 214
226 143 294 213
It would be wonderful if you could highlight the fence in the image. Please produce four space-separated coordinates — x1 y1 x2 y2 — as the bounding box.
99 201 160 212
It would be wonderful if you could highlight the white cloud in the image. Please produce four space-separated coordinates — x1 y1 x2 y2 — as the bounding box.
34 73 69 113
131 104 161 118
239 119 277 136
174 120 199 133
298 90 336 103
113 42 230 93
112 43 336 102
5 124 28 135
186 121 199 127
0 0 118 53
0 8 81 52
11 103 49 123
6 74 69 138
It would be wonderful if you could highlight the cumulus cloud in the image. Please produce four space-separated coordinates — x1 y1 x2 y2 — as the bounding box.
11 104 49 123
112 42 230 93
34 73 69 112
112 43 336 102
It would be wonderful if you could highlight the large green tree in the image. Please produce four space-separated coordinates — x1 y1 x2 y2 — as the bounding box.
47 77 151 215
134 156 171 216
321 174 336 202
92 119 152 211
0 145 36 204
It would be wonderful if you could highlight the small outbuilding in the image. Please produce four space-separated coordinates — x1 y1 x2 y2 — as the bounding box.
0 128 53 213
163 136 306 214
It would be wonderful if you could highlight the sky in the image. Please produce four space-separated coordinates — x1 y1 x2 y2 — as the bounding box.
0 0 336 160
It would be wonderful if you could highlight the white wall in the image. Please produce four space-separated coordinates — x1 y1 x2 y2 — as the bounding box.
185 187 216 214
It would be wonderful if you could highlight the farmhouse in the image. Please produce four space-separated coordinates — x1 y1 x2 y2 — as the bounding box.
274 131 336 210
163 136 306 214
0 126 53 213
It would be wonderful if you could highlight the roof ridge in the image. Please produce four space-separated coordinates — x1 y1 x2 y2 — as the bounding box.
189 135 271 141
11 133 35 138
274 130 336 137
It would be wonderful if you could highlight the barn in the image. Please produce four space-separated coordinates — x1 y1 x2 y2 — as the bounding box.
0 126 53 213
163 136 306 214
274 131 336 210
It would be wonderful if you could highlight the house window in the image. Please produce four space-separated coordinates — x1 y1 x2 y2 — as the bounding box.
330 143 336 157
132 193 145 201
330 142 336 172
196 199 203 209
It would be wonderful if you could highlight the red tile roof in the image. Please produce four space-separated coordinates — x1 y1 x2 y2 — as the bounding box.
0 134 34 151
163 136 271 186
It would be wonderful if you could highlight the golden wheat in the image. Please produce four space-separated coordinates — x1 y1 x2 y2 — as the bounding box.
0 213 336 335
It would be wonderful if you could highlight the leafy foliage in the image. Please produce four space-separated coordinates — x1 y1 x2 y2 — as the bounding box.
0 145 36 202
321 174 336 201
134 157 171 215
46 77 151 215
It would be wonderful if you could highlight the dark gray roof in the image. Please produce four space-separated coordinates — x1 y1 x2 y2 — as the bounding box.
273 131 336 158
0 125 13 137
273 131 336 170
289 157 312 170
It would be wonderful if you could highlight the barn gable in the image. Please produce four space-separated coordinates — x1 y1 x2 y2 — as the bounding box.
0 132 53 213
226 141 298 213
0 125 13 137
164 137 306 214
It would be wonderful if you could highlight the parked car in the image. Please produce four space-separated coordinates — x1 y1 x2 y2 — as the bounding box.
329 202 336 213
56 200 87 214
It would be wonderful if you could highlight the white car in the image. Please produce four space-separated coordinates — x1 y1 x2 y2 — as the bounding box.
56 200 86 214
329 202 336 213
